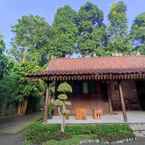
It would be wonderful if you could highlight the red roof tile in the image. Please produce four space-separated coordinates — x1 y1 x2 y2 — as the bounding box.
47 56 145 75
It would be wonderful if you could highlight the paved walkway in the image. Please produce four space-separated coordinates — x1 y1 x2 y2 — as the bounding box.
0 133 24 145
0 113 41 145
0 113 40 134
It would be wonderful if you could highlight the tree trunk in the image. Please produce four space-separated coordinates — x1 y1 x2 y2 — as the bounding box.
17 103 22 115
61 115 65 133
17 100 28 115
22 100 28 114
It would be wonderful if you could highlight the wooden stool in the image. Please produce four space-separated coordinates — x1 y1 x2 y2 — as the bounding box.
75 108 86 120
93 109 103 119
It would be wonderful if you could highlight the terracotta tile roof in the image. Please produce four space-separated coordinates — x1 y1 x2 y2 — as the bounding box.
46 56 145 75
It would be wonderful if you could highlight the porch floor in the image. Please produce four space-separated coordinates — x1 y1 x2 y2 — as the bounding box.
47 111 145 124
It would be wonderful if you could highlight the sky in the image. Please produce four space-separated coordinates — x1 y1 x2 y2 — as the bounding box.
0 0 145 48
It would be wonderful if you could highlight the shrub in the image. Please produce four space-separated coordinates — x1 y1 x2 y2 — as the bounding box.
24 122 59 144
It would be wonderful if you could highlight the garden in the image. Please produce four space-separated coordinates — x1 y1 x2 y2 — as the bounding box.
24 122 135 145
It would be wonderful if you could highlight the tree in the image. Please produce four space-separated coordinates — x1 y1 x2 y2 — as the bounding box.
0 34 7 78
54 82 72 133
49 6 78 57
13 62 43 115
78 2 107 56
0 61 44 115
131 12 145 54
107 1 132 54
10 15 51 66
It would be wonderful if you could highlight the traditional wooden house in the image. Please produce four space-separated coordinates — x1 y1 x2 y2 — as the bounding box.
28 56 145 122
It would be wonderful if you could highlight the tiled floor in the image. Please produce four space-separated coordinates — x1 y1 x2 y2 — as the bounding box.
47 111 145 124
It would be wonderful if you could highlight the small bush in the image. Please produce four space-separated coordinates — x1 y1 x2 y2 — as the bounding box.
24 122 59 144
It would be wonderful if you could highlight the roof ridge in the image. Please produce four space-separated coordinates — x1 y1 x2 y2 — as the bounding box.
49 55 145 62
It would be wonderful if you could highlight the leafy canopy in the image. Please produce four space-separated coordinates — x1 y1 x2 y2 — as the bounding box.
11 15 51 65
57 82 72 93
107 1 132 54
131 12 145 54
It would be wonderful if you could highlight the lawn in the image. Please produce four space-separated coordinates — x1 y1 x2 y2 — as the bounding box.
24 121 135 145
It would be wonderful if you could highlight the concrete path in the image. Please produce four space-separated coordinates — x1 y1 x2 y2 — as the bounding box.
0 113 41 145
0 113 41 134
47 112 145 124
0 133 24 145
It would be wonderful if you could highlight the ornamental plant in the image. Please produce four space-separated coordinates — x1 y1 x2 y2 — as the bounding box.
54 82 72 133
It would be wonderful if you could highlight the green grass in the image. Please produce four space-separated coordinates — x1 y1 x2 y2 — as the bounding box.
43 135 96 145
24 122 135 145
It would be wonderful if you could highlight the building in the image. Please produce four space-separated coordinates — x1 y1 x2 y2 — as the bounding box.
28 56 145 122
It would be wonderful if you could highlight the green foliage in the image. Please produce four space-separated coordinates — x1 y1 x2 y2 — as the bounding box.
57 82 72 93
11 15 51 65
0 61 43 115
49 6 78 57
25 122 134 145
107 1 131 54
24 122 60 144
0 34 5 53
10 62 42 102
8 1 138 58
78 2 107 56
65 124 133 137
108 1 128 37
58 94 68 100
131 12 145 54
0 35 7 78
43 135 92 145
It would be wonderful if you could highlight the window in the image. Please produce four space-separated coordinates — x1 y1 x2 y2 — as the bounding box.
82 82 88 94
72 80 97 95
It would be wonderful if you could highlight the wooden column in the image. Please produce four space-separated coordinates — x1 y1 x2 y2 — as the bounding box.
54 80 57 99
107 82 113 113
43 86 49 122
118 81 128 122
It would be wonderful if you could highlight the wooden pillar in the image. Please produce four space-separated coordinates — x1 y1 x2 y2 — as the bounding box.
54 80 57 99
118 81 128 122
43 86 49 122
107 82 113 113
